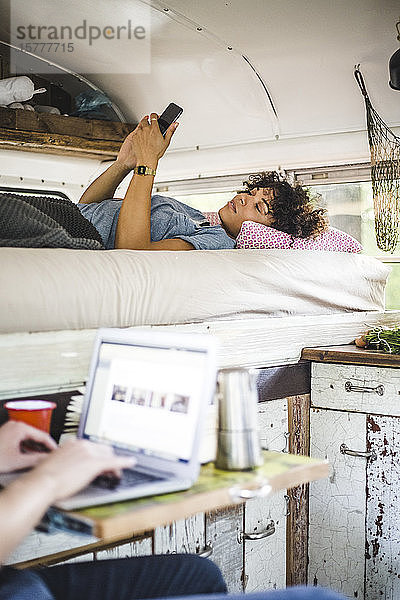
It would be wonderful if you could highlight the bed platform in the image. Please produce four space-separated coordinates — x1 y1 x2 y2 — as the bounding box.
0 310 398 400
0 244 396 398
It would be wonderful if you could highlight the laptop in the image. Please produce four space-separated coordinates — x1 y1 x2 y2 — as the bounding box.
2 328 218 510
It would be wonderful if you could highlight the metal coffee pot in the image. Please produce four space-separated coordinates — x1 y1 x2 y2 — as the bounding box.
215 368 263 470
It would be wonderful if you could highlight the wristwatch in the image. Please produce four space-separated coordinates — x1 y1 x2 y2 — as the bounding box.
134 165 157 176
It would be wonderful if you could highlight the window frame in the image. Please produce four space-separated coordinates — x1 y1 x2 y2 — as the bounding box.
291 164 399 265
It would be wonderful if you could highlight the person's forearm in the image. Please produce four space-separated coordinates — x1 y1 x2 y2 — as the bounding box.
114 116 188 250
115 162 157 249
0 472 56 563
79 162 132 205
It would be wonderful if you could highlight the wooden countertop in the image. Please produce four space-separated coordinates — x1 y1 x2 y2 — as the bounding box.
301 344 400 368
48 451 329 542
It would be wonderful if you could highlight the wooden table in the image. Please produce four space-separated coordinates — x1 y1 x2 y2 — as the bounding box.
47 451 329 543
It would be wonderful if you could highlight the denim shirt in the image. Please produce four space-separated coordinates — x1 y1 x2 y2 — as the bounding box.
77 195 235 250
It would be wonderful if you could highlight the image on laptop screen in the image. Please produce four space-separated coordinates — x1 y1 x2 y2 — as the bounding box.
82 341 209 462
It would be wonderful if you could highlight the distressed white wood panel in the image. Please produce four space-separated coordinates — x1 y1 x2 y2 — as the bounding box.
0 329 96 399
244 494 286 592
153 514 205 555
365 415 400 600
258 398 288 452
5 530 98 565
1 311 396 398
243 399 288 591
309 409 366 599
55 553 94 564
96 536 153 560
205 505 244 593
311 363 400 416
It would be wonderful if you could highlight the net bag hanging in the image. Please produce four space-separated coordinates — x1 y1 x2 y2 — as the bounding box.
354 67 400 253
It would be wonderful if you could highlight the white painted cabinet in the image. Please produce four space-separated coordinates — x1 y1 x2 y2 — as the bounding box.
309 362 400 600
243 398 288 592
154 514 205 556
309 408 367 598
243 490 286 592
95 536 153 561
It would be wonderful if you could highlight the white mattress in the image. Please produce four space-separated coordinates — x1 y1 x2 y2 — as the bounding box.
0 247 389 334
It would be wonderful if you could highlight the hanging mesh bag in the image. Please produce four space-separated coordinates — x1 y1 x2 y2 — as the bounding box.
354 67 400 253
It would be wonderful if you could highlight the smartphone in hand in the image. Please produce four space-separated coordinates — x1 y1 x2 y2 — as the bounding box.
158 103 183 136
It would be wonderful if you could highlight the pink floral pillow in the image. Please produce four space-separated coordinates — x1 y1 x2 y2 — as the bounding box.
235 221 362 253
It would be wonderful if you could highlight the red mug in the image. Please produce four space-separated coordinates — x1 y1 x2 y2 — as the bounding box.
5 400 56 433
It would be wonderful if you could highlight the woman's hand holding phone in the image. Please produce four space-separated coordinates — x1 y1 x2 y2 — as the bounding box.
131 112 178 169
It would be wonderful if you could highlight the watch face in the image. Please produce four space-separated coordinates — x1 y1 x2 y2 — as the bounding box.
135 166 155 175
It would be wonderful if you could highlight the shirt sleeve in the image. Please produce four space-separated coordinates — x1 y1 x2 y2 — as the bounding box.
77 200 122 250
176 226 236 250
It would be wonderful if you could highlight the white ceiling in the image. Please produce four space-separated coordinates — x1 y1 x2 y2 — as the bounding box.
1 0 400 178
95 1 400 138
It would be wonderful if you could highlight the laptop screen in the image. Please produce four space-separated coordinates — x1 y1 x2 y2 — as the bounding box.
82 341 209 462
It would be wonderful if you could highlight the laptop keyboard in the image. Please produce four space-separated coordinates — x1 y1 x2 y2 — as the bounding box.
92 468 165 490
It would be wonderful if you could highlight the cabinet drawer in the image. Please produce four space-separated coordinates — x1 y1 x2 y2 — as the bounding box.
311 362 400 415
244 492 286 592
309 409 366 598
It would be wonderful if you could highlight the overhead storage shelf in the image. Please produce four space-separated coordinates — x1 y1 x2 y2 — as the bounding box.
0 107 135 158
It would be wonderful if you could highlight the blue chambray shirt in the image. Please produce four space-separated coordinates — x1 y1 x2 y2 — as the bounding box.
77 195 235 250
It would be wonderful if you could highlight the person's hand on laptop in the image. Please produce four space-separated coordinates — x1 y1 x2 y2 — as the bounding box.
0 421 57 473
0 430 135 563
28 439 136 503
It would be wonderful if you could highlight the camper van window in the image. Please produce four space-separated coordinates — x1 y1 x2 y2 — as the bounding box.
310 181 399 311
167 191 233 214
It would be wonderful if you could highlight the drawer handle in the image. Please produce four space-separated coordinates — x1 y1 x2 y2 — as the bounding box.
197 544 213 558
345 381 384 395
282 432 290 453
284 494 291 517
340 443 377 461
241 520 276 541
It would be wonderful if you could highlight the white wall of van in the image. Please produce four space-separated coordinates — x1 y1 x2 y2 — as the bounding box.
0 149 100 202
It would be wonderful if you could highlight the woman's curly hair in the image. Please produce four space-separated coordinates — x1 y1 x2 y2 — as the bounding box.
243 171 328 239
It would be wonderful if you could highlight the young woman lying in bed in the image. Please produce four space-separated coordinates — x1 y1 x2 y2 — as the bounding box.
78 113 361 253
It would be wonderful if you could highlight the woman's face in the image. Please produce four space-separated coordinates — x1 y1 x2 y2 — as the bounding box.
218 188 275 238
